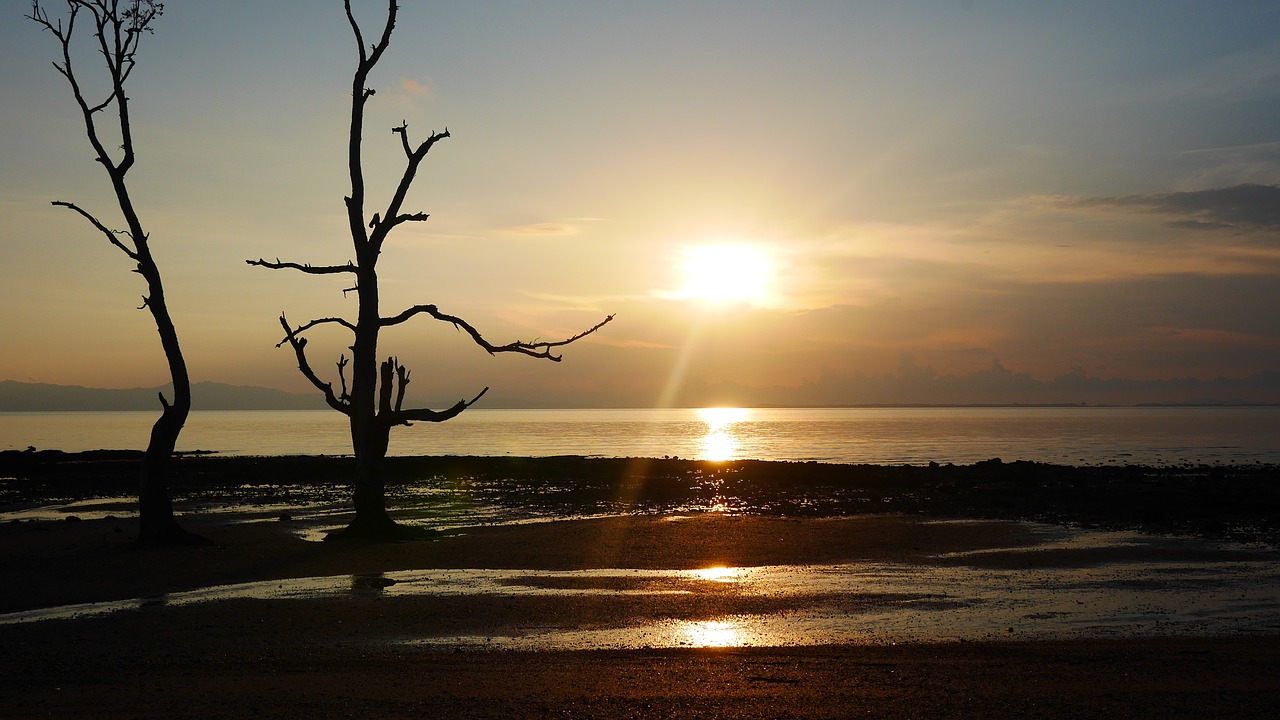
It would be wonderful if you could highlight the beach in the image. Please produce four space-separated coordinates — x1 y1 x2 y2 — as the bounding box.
2 452 1279 717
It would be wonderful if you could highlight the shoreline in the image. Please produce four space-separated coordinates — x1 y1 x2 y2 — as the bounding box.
4 450 1279 545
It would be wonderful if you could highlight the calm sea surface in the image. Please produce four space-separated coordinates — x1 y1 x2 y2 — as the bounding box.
2 407 1278 466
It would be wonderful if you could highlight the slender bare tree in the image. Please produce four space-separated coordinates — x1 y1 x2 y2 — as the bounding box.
30 0 205 545
250 0 612 541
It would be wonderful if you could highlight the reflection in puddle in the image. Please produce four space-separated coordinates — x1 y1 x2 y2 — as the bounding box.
6 537 1280 652
683 619 745 647
690 566 743 583
0 497 137 522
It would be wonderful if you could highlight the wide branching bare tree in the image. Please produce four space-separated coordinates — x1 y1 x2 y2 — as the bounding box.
30 0 205 545
250 0 612 542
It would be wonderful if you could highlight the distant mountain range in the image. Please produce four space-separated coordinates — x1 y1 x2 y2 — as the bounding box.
0 381 324 411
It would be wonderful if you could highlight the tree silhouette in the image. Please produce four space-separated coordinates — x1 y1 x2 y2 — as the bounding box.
250 0 612 542
30 0 205 545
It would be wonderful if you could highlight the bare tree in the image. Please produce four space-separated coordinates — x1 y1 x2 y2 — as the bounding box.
250 0 612 542
30 0 205 545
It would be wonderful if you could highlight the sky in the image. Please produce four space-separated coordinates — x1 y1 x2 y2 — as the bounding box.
2 0 1280 408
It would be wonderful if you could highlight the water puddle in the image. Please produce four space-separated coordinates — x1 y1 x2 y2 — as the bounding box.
5 544 1279 649
1 496 137 522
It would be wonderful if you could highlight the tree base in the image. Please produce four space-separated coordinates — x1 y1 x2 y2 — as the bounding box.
325 515 441 543
136 523 212 547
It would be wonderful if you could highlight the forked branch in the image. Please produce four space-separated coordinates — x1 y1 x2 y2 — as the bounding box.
344 0 395 67
50 200 138 259
278 314 351 416
386 386 490 427
374 356 486 427
370 123 450 248
29 1 163 175
392 122 450 161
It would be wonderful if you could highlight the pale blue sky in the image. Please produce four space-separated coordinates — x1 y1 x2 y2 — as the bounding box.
2 1 1279 406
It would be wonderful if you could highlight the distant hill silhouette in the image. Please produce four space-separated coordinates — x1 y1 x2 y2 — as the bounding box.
0 381 324 411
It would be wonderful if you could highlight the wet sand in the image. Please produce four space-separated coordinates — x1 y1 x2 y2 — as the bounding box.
3 453 1280 717
3 511 1280 718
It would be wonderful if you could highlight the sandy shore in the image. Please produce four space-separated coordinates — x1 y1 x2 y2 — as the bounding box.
3 510 1280 718
4 452 1280 717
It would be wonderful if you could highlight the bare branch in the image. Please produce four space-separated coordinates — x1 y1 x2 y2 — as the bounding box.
274 316 357 347
32 2 115 172
336 354 350 402
384 386 489 427
381 305 615 362
377 357 395 415
392 121 412 158
246 257 357 275
363 0 398 69
370 125 450 249
32 0 158 255
382 211 430 231
279 315 350 415
342 0 368 64
394 361 410 412
50 200 139 259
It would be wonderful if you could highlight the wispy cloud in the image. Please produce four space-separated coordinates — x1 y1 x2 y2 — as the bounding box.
500 222 578 237
1176 142 1280 189
399 76 431 97
1061 184 1280 233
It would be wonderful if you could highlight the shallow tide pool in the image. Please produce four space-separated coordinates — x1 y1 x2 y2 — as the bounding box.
4 526 1278 649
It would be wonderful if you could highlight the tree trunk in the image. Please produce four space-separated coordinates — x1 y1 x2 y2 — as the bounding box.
331 418 427 541
328 263 417 541
335 418 399 538
134 255 206 545
137 406 191 543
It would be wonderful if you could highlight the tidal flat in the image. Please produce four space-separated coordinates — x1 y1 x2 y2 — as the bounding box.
2 452 1279 718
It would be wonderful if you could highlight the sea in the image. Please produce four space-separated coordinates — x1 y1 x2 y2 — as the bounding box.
2 406 1279 466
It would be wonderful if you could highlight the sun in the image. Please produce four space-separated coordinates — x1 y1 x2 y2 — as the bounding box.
678 244 772 304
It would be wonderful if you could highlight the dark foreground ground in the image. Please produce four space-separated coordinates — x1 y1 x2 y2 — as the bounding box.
2 452 1280 718
6 634 1277 719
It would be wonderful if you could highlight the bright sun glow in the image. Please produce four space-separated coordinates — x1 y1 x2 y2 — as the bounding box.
698 407 749 431
691 566 743 583
679 244 771 304
681 620 745 647
697 407 749 462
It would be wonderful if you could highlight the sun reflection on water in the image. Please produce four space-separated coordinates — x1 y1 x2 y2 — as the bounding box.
697 407 750 462
700 431 738 462
690 566 743 583
681 620 745 647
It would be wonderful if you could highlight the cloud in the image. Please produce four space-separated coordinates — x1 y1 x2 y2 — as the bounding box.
1067 184 1280 232
500 222 578 237
399 76 431 97
1177 141 1280 188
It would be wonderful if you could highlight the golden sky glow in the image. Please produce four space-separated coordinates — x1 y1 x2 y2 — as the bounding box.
3 2 1280 407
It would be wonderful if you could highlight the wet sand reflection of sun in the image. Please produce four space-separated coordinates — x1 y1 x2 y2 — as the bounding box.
690 566 743 583
680 620 745 647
